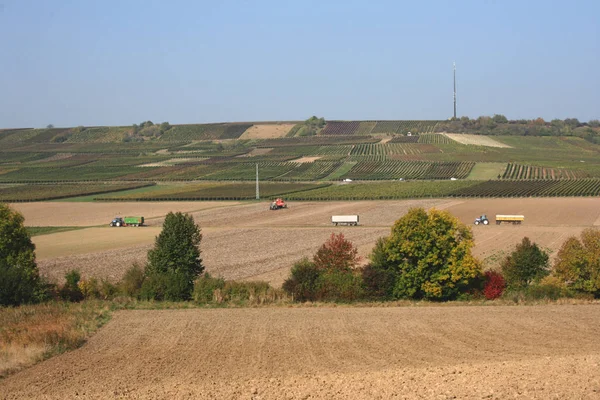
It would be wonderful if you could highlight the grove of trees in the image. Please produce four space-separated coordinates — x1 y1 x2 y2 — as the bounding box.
284 208 484 302
437 116 600 144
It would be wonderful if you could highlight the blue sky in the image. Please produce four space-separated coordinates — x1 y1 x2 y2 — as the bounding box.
1 0 598 128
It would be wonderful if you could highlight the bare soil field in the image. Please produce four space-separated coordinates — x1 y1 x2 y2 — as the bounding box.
445 133 512 148
2 305 599 399
239 124 296 139
237 147 273 157
290 156 322 163
12 201 239 227
21 198 600 285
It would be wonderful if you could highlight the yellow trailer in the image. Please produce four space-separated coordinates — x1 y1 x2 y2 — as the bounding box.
495 215 524 225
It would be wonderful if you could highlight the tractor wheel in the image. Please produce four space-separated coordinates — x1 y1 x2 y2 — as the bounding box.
474 220 480 225
483 219 489 225
116 222 121 227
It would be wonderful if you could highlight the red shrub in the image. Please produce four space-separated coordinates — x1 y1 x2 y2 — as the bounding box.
483 271 506 300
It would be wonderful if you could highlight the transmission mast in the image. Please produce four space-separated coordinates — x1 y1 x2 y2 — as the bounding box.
255 163 260 200
453 62 457 120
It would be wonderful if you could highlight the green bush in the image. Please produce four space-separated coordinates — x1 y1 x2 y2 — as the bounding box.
79 278 101 299
315 269 364 302
282 258 320 302
503 283 576 302
99 279 119 300
193 273 225 304
140 272 190 301
193 276 285 305
120 264 145 298
361 263 396 300
221 281 274 305
59 270 84 302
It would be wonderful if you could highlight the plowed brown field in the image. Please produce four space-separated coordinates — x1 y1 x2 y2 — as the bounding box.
2 305 600 399
15 197 600 285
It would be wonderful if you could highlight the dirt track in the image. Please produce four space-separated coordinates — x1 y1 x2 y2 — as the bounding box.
18 198 600 285
2 305 599 399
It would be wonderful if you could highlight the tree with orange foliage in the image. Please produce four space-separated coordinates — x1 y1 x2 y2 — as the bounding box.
313 233 361 272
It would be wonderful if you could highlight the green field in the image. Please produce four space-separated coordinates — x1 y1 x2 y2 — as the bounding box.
0 183 154 202
26 226 84 236
98 182 331 200
284 180 478 200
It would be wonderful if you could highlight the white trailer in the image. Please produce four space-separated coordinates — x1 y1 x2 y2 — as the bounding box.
331 215 359 226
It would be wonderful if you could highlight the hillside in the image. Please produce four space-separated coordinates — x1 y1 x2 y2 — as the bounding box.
2 119 600 200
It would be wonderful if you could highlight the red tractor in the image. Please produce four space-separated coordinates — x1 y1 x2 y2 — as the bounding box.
269 198 287 210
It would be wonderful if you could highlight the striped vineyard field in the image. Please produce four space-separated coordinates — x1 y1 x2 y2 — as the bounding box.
98 182 331 201
255 136 378 147
418 134 453 144
284 180 478 200
274 161 343 181
350 143 440 156
157 123 253 141
319 121 361 136
502 163 588 180
201 162 298 181
0 182 155 202
342 161 474 180
313 145 354 156
371 121 441 134
389 136 419 143
355 122 377 135
347 155 388 162
450 179 600 197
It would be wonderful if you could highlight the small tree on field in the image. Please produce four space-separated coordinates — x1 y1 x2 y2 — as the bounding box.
384 208 482 300
313 232 360 271
553 229 600 297
144 212 203 300
501 237 549 289
0 203 44 306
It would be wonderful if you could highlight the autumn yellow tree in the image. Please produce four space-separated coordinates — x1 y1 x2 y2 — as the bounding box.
553 229 600 297
384 208 482 300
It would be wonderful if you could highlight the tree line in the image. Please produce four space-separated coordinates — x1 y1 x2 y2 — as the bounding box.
1 202 598 306
437 116 600 144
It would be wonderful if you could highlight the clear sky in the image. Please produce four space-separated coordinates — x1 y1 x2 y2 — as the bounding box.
1 0 598 128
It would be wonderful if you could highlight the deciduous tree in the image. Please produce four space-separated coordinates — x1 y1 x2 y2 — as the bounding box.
384 208 482 300
0 203 43 306
144 212 203 300
313 232 360 272
553 229 600 297
501 237 549 289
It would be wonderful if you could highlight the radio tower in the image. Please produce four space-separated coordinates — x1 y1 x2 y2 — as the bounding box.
453 62 457 120
255 163 260 200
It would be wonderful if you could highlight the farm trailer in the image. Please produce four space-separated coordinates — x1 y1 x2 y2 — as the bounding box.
495 215 524 225
331 215 359 226
109 216 145 227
